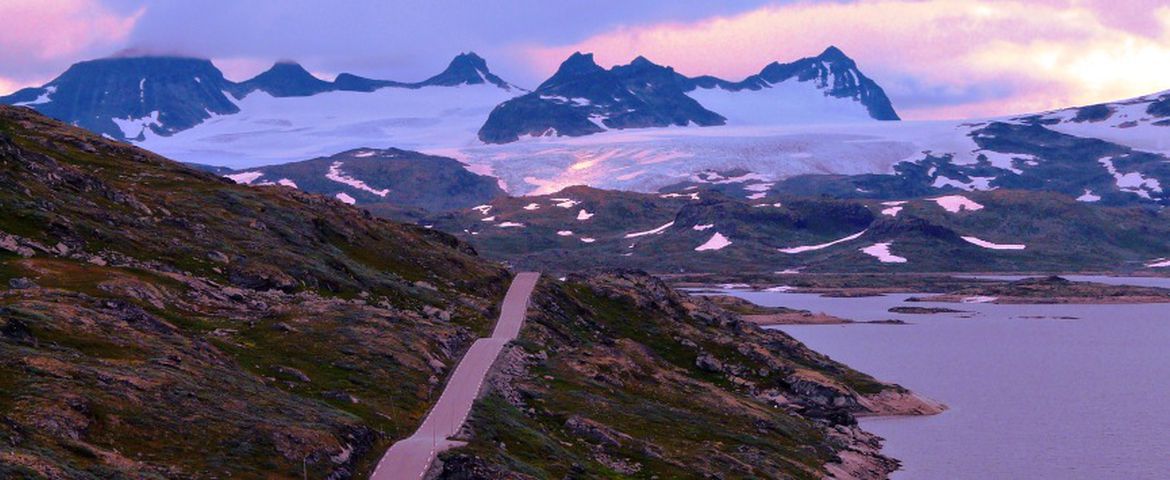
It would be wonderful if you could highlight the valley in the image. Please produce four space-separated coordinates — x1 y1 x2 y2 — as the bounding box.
3 8 1169 478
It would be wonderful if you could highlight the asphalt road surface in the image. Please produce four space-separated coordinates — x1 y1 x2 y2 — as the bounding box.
370 272 540 480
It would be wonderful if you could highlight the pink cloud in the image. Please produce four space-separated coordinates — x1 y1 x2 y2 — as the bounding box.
0 0 142 91
0 0 142 61
520 0 1170 119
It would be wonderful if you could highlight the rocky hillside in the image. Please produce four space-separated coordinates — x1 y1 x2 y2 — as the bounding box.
0 106 937 479
436 271 940 479
221 147 505 215
0 105 514 478
428 185 1170 274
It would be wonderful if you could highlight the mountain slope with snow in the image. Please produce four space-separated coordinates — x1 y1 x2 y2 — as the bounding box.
429 186 1170 273
223 147 505 214
686 46 898 124
0 56 244 139
478 47 897 144
0 52 522 152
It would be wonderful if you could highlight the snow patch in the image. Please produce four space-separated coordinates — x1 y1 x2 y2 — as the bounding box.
556 230 573 236
522 203 540 211
112 110 161 139
225 171 264 185
580 237 596 243
860 242 908 263
335 192 356 205
576 209 594 220
931 195 984 213
326 161 389 197
1099 156 1162 199
1077 189 1101 202
692 223 714 231
13 86 56 106
880 201 906 217
695 232 732 251
497 222 525 228
552 198 580 208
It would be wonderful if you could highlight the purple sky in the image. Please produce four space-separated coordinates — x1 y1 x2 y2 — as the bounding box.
3 0 1169 119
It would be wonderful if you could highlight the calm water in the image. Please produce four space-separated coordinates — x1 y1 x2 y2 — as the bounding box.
721 289 1170 480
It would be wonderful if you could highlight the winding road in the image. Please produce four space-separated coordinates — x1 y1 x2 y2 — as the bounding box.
370 272 540 480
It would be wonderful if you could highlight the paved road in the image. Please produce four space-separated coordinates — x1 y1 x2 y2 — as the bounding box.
370 272 540 480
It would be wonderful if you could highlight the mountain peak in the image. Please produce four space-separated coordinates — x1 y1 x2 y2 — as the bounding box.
418 52 513 89
817 45 852 63
240 61 333 97
450 52 487 67
560 52 603 74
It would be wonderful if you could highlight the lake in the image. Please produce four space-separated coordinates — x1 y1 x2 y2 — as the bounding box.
719 289 1170 480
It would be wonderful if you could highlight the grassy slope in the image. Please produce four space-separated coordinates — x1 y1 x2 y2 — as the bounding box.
0 105 510 479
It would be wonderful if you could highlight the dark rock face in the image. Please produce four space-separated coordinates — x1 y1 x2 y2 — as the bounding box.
478 53 725 143
0 56 242 139
1072 104 1114 123
1148 94 1170 117
236 61 335 97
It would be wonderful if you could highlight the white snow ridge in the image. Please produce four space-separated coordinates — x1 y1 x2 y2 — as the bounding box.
962 236 1026 250
695 232 732 251
779 230 867 254
624 221 674 238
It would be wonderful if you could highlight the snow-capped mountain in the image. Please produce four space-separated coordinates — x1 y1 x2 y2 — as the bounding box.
0 52 521 147
477 46 898 143
685 46 900 124
0 56 244 140
477 53 727 143
1015 89 1170 155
